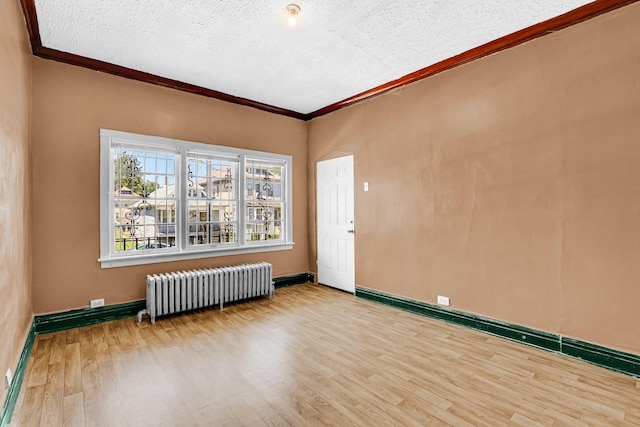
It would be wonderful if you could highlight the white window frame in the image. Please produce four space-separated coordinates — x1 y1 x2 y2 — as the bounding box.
99 129 294 268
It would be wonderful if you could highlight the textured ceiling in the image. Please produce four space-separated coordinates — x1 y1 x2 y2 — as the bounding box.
34 0 594 115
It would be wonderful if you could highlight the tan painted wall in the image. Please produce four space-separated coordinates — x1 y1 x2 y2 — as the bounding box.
31 59 309 314
0 0 33 407
308 3 640 354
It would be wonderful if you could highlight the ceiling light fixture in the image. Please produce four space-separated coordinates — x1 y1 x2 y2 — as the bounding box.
286 4 301 26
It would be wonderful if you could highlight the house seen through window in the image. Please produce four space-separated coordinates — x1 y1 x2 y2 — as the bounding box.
100 129 293 268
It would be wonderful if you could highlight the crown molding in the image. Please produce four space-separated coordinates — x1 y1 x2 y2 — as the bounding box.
307 0 640 119
19 0 639 121
19 0 306 120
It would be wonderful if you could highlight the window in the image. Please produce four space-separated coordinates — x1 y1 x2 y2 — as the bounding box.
100 129 293 268
244 159 284 242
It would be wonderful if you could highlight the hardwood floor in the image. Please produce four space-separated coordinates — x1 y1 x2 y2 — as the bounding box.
10 283 640 426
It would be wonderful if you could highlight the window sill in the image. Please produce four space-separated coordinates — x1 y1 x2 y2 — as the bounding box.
99 242 294 269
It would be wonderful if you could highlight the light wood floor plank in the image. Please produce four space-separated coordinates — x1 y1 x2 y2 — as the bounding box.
62 392 84 427
63 343 82 397
48 333 66 366
10 284 640 426
12 384 45 427
38 359 64 426
65 329 79 345
26 338 51 388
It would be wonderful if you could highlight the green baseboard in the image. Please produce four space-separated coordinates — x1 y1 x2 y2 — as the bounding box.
34 300 146 335
356 286 640 378
562 338 640 377
274 272 315 288
1 322 36 427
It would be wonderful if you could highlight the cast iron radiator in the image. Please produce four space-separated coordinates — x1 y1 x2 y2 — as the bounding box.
137 262 273 323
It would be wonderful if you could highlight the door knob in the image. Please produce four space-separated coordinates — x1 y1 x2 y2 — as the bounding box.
347 229 355 233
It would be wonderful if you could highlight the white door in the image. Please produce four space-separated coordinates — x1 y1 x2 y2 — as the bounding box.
317 156 355 293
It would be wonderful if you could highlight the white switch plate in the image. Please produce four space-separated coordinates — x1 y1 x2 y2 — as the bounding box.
364 182 369 192
90 298 105 308
437 295 450 306
5 369 11 388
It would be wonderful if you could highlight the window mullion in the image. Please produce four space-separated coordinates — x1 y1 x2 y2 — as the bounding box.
177 150 187 251
103 139 115 258
238 155 246 246
281 161 287 243
284 159 291 242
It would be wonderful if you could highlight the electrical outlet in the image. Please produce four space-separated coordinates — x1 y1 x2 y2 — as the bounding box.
90 298 105 308
5 369 11 388
437 295 450 306
364 182 369 192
